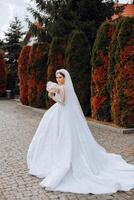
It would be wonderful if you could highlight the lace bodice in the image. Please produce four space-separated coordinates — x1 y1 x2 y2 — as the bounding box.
48 84 65 104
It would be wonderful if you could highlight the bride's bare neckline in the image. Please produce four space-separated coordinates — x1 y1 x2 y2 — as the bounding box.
58 84 64 86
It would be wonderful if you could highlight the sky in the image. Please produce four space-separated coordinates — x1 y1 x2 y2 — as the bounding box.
0 0 133 39
0 0 34 39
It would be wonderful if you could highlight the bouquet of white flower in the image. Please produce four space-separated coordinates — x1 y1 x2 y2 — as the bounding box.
46 81 59 93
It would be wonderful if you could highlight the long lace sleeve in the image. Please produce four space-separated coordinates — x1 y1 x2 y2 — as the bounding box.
48 85 65 104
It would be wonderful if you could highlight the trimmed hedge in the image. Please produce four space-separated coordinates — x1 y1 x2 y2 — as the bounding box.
18 45 31 105
0 50 6 97
107 18 124 100
65 30 91 116
27 42 49 108
110 17 134 127
46 37 66 109
91 22 115 121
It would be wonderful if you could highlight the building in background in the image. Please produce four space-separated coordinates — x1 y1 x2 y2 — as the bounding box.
112 1 134 20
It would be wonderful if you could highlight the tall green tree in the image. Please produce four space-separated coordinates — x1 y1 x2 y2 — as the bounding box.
28 0 115 47
4 17 24 95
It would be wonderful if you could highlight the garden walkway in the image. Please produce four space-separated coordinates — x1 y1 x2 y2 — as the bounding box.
0 100 134 200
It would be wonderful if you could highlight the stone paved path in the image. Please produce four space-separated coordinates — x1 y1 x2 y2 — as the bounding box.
0 100 134 200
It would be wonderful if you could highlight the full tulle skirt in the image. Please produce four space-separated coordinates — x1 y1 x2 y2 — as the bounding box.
27 102 134 194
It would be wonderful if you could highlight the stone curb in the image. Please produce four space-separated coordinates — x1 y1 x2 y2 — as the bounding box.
13 99 134 135
13 98 45 114
87 120 134 134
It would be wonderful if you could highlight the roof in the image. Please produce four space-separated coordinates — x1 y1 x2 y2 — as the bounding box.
112 4 134 20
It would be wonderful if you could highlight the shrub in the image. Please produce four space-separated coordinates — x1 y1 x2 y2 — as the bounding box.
0 50 6 97
110 17 134 127
65 30 91 116
91 22 115 121
46 37 66 109
27 42 49 108
18 45 31 105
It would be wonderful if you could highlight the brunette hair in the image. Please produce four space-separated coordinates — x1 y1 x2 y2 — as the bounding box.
56 71 65 78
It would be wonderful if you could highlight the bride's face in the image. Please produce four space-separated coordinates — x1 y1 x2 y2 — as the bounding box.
56 73 65 85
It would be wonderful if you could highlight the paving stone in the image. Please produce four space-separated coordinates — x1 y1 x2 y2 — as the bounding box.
0 100 134 200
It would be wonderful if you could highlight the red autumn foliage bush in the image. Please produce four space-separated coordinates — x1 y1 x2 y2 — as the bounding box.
46 37 66 109
27 43 49 108
110 17 134 127
18 45 31 104
91 22 115 121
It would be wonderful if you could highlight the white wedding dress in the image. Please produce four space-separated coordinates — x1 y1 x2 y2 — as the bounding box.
27 69 134 194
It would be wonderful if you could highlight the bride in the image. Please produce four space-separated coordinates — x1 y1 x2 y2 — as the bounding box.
27 68 134 194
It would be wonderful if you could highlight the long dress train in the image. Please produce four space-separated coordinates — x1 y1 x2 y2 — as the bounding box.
27 69 134 194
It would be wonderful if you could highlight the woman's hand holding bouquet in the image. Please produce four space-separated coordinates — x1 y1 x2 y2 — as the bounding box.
46 81 59 98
